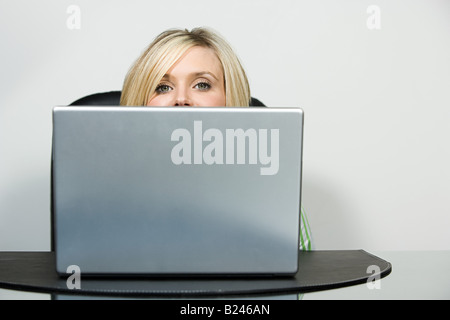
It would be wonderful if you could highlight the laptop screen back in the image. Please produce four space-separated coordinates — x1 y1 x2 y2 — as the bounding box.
52 106 303 276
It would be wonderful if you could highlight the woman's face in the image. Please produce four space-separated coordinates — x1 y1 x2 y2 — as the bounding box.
146 46 226 107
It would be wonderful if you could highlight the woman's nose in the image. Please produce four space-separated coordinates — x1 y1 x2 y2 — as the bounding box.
174 89 192 106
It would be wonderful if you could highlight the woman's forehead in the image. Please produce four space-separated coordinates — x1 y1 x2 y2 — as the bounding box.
164 46 223 79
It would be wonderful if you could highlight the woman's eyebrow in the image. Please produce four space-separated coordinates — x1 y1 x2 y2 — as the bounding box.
192 71 219 81
161 71 220 81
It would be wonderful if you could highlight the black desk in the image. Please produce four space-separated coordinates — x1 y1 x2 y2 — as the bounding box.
0 250 391 299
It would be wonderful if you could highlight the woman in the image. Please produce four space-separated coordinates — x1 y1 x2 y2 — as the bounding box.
120 27 250 107
120 27 313 250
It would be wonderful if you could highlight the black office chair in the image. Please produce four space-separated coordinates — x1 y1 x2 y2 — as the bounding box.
69 90 266 107
51 91 265 251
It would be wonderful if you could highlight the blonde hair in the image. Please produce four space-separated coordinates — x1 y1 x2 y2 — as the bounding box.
120 27 250 107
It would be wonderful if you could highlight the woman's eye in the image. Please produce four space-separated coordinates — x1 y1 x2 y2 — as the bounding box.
155 84 172 93
194 82 211 91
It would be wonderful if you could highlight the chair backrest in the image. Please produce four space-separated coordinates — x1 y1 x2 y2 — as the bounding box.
51 91 266 251
70 91 122 106
69 91 266 107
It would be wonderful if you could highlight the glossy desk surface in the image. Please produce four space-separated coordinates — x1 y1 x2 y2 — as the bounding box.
0 251 448 300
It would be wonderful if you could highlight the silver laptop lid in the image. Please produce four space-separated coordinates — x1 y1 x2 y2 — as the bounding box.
52 106 303 276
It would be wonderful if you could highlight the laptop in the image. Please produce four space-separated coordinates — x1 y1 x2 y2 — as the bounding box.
52 106 304 276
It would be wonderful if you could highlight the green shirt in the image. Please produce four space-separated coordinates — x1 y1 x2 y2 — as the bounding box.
299 206 313 251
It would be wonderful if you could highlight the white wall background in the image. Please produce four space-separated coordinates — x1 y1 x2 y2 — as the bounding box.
1 0 449 252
